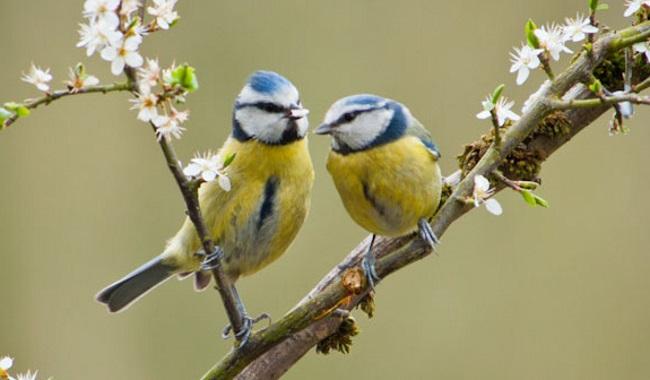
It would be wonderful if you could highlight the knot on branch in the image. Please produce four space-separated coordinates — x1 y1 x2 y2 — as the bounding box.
316 316 360 355
458 111 573 182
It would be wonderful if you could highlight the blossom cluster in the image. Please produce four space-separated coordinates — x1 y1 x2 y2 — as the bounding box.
76 0 178 75
128 60 194 141
509 15 597 86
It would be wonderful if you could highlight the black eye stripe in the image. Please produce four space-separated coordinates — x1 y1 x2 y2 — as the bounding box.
334 109 365 125
236 101 287 113
333 104 391 126
256 102 286 113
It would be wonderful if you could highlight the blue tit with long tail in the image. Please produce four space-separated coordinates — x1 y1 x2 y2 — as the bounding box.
315 94 442 287
97 71 314 339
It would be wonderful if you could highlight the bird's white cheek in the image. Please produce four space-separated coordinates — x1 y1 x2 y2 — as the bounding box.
254 116 287 142
332 108 393 150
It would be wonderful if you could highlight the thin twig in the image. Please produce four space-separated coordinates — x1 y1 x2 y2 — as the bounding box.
549 93 650 109
2 82 134 129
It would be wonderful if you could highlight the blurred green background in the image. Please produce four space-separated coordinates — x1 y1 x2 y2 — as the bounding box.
1 1 649 379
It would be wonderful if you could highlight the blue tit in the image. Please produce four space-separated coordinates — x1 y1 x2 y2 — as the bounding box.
97 71 314 332
315 94 442 287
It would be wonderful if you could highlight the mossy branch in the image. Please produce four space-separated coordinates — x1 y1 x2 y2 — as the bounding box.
201 20 650 380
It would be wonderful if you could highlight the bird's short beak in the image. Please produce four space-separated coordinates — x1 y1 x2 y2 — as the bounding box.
287 108 309 120
314 123 332 135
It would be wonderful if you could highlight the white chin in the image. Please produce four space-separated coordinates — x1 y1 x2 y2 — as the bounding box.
295 117 309 137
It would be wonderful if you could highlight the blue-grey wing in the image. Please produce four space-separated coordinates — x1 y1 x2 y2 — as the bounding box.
406 118 440 159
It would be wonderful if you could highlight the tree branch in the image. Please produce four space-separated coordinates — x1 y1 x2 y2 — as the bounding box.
2 82 134 129
201 20 650 380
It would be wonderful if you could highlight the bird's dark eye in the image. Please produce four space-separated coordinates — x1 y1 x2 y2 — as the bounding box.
341 112 358 123
256 102 284 113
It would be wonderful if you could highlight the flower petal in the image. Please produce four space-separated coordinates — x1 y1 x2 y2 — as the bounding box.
100 46 117 61
111 57 125 75
125 51 143 68
516 67 529 85
476 110 491 120
201 170 217 182
474 175 490 192
484 198 503 216
218 175 232 192
183 163 201 177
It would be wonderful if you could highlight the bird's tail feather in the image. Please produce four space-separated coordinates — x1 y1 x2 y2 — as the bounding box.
96 257 175 313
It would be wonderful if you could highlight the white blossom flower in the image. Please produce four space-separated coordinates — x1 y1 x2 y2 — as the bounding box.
472 175 503 216
66 67 99 92
522 80 551 114
120 0 141 17
634 41 650 62
77 20 122 57
147 0 179 30
476 96 520 126
129 88 158 122
624 0 650 17
100 34 144 75
139 58 161 90
15 370 38 380
170 108 189 124
0 357 13 370
510 44 543 85
183 152 232 191
152 108 188 140
535 24 573 61
83 0 120 28
0 356 14 380
562 14 599 42
21 64 52 92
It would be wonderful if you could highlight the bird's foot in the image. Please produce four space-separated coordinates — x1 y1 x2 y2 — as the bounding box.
361 252 380 290
418 219 440 252
199 247 224 271
222 312 272 347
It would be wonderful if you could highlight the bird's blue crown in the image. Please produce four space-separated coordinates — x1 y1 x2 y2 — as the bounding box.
342 94 387 107
248 71 293 94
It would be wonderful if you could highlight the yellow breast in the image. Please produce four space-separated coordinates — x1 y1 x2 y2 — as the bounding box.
164 137 314 280
326 136 441 237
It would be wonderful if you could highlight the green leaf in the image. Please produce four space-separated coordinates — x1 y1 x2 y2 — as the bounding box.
533 193 549 208
170 64 199 93
596 3 608 10
588 78 602 94
525 19 540 48
0 107 12 124
4 102 30 117
75 62 86 77
520 189 549 208
15 106 30 117
491 84 505 104
516 180 539 190
589 0 599 11
520 189 537 207
223 152 236 168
